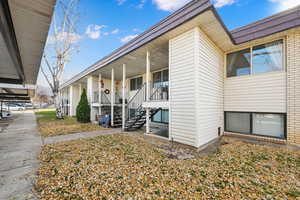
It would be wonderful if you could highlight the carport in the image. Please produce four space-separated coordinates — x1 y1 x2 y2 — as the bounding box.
0 0 56 199
0 0 55 100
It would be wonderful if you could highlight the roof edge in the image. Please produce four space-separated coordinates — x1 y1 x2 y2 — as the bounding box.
60 0 213 89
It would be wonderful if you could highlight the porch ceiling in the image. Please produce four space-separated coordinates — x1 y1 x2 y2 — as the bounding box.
91 40 169 80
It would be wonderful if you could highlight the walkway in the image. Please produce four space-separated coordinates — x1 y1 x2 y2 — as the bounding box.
43 128 123 144
0 111 41 200
0 111 124 199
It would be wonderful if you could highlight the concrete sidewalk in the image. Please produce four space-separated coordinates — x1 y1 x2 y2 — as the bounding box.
0 111 42 200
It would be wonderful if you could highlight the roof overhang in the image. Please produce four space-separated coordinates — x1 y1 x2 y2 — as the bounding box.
0 0 56 86
60 1 300 89
0 83 35 101
60 0 221 88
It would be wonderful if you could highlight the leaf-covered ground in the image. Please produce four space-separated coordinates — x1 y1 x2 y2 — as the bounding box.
36 134 300 199
36 110 107 137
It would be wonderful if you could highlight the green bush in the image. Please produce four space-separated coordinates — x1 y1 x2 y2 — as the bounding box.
76 89 90 123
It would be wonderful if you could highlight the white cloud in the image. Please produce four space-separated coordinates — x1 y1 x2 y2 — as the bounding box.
269 0 300 11
152 0 236 11
117 0 126 5
152 0 191 11
133 28 140 32
137 0 147 8
85 24 106 39
121 34 138 43
111 29 120 34
47 32 82 44
213 0 235 8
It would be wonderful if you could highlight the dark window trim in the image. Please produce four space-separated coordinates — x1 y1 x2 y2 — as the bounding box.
153 69 169 85
130 76 143 91
224 111 287 140
226 39 285 78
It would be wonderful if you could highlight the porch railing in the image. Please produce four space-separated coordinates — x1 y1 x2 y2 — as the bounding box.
92 91 111 104
93 91 127 104
150 82 169 101
126 83 146 120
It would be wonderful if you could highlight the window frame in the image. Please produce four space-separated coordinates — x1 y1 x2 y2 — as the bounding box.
153 69 169 88
152 109 169 124
224 111 287 140
130 76 143 91
225 39 286 78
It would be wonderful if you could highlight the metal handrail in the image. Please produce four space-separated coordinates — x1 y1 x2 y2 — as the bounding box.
127 83 146 105
126 83 146 121
150 83 169 101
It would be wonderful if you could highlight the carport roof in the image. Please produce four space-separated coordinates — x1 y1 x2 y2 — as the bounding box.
0 0 56 85
60 0 300 89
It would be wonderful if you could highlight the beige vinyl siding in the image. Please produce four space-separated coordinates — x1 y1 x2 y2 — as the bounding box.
169 28 198 146
195 27 224 146
224 72 287 113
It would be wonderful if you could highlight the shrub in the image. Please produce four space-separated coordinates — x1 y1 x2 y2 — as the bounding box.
76 89 90 123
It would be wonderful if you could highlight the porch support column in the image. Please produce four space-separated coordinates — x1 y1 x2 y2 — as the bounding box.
111 68 115 127
146 50 150 134
79 83 82 97
69 85 73 116
98 73 102 116
87 76 94 122
122 64 126 130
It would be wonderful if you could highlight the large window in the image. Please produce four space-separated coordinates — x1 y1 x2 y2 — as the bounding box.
152 109 169 124
130 77 143 91
225 112 286 139
225 112 251 133
253 114 285 138
252 40 283 74
153 69 169 88
226 40 284 77
227 49 251 77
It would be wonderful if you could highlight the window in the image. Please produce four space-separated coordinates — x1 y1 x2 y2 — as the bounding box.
225 112 286 139
225 112 251 133
152 109 169 123
129 108 137 118
226 40 284 77
252 114 285 138
252 40 283 74
153 69 169 88
227 49 251 77
130 77 143 91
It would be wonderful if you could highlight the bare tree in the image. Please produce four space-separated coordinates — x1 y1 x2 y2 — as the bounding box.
41 0 80 118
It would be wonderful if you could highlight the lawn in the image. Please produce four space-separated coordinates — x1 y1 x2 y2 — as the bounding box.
36 134 300 199
35 110 108 137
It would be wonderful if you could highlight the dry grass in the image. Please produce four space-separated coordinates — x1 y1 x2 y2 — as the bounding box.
36 110 108 137
36 134 300 199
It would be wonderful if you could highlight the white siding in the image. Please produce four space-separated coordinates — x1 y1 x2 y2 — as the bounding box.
224 72 287 113
169 28 198 146
195 27 224 146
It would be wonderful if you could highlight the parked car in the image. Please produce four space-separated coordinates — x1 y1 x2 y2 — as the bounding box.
8 104 26 111
0 108 11 118
25 103 34 109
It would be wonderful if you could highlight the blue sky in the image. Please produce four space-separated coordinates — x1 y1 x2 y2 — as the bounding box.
38 0 300 86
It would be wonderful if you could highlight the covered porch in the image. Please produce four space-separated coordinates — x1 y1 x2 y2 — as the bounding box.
87 37 170 138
